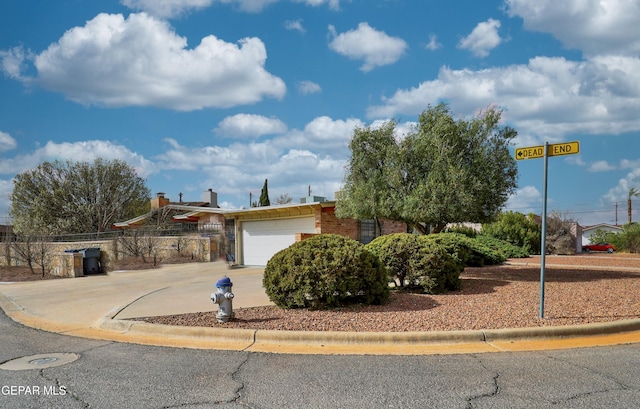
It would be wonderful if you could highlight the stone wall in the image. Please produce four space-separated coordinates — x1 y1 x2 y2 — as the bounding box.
1 234 221 277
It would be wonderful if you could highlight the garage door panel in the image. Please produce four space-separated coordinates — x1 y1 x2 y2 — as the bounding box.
241 217 315 266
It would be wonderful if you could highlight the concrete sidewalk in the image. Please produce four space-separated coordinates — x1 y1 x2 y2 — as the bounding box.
1 261 640 355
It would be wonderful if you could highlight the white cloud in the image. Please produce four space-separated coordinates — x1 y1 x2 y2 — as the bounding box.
121 0 213 18
221 0 280 12
425 34 442 51
294 0 342 10
0 46 31 81
589 160 617 172
272 116 362 156
506 0 640 57
458 18 503 58
328 23 407 72
155 136 344 202
0 131 17 152
505 185 542 214
602 167 640 204
620 159 640 169
29 13 285 111
124 0 340 15
284 19 305 33
0 140 155 178
367 55 640 142
154 115 360 204
297 80 321 95
214 114 288 138
217 0 343 13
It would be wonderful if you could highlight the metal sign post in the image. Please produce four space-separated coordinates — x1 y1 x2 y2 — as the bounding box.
539 143 549 318
515 140 579 319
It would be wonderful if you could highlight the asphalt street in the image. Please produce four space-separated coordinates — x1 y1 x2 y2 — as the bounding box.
1 308 640 409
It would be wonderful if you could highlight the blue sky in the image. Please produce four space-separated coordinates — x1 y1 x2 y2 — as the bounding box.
2 0 640 227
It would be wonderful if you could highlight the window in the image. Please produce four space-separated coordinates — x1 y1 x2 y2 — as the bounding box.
358 219 378 244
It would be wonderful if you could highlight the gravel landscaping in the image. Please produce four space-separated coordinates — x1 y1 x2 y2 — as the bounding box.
139 254 640 332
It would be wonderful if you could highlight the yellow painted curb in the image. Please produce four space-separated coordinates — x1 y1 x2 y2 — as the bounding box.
2 292 640 355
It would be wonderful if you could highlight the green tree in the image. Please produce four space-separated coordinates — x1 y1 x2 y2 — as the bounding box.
608 223 640 253
335 120 399 233
10 159 150 235
337 103 518 233
259 179 270 207
481 211 541 253
588 228 616 244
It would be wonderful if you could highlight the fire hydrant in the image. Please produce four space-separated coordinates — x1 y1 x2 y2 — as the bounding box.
211 276 234 323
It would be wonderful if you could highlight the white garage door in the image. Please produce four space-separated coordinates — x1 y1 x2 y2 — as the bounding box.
241 217 316 266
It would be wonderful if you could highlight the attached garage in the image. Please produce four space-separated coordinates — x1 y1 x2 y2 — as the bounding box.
240 217 316 266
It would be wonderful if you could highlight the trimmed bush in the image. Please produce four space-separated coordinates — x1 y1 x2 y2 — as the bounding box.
263 234 389 309
419 233 474 266
420 232 523 267
366 233 462 294
365 233 424 288
473 235 529 259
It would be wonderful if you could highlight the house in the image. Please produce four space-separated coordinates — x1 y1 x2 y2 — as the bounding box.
114 190 407 266
580 223 622 250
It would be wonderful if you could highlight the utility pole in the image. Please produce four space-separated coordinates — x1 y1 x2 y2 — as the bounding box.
615 202 618 225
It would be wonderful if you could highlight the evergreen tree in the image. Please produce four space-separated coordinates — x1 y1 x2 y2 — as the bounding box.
259 179 270 206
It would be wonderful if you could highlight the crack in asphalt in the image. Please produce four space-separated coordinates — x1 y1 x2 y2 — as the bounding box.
465 355 500 408
546 354 632 405
39 368 90 408
229 352 256 408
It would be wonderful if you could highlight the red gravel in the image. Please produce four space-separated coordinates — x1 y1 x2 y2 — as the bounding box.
139 254 640 332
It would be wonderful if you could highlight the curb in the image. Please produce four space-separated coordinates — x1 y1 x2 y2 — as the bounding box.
2 292 640 355
94 316 640 355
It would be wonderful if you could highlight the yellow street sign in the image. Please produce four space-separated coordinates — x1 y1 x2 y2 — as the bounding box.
515 141 580 160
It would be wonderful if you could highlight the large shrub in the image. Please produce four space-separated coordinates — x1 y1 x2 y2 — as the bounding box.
473 235 529 259
263 234 389 309
366 233 462 294
365 233 424 288
419 233 475 266
481 211 541 254
609 223 640 253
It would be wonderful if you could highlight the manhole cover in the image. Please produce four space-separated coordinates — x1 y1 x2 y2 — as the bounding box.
29 357 58 365
0 353 79 371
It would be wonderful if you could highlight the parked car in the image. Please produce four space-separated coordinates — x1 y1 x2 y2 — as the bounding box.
582 242 616 253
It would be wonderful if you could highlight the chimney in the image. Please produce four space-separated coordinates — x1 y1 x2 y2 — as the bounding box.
150 192 170 210
203 189 218 208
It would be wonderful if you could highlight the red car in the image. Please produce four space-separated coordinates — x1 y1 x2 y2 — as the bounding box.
582 242 616 253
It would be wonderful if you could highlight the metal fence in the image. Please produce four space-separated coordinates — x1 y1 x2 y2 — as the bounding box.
2 223 223 243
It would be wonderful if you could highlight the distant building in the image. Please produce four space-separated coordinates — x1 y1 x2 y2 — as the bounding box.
581 223 623 250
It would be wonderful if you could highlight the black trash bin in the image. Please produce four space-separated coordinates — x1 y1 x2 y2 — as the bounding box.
65 248 102 275
79 248 101 274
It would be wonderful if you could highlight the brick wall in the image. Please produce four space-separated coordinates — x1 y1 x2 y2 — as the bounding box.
316 207 407 241
318 207 359 240
380 219 408 235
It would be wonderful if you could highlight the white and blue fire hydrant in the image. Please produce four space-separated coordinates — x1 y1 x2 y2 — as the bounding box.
211 276 234 323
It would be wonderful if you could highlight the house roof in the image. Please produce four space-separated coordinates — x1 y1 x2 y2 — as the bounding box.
113 200 336 228
581 223 623 232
